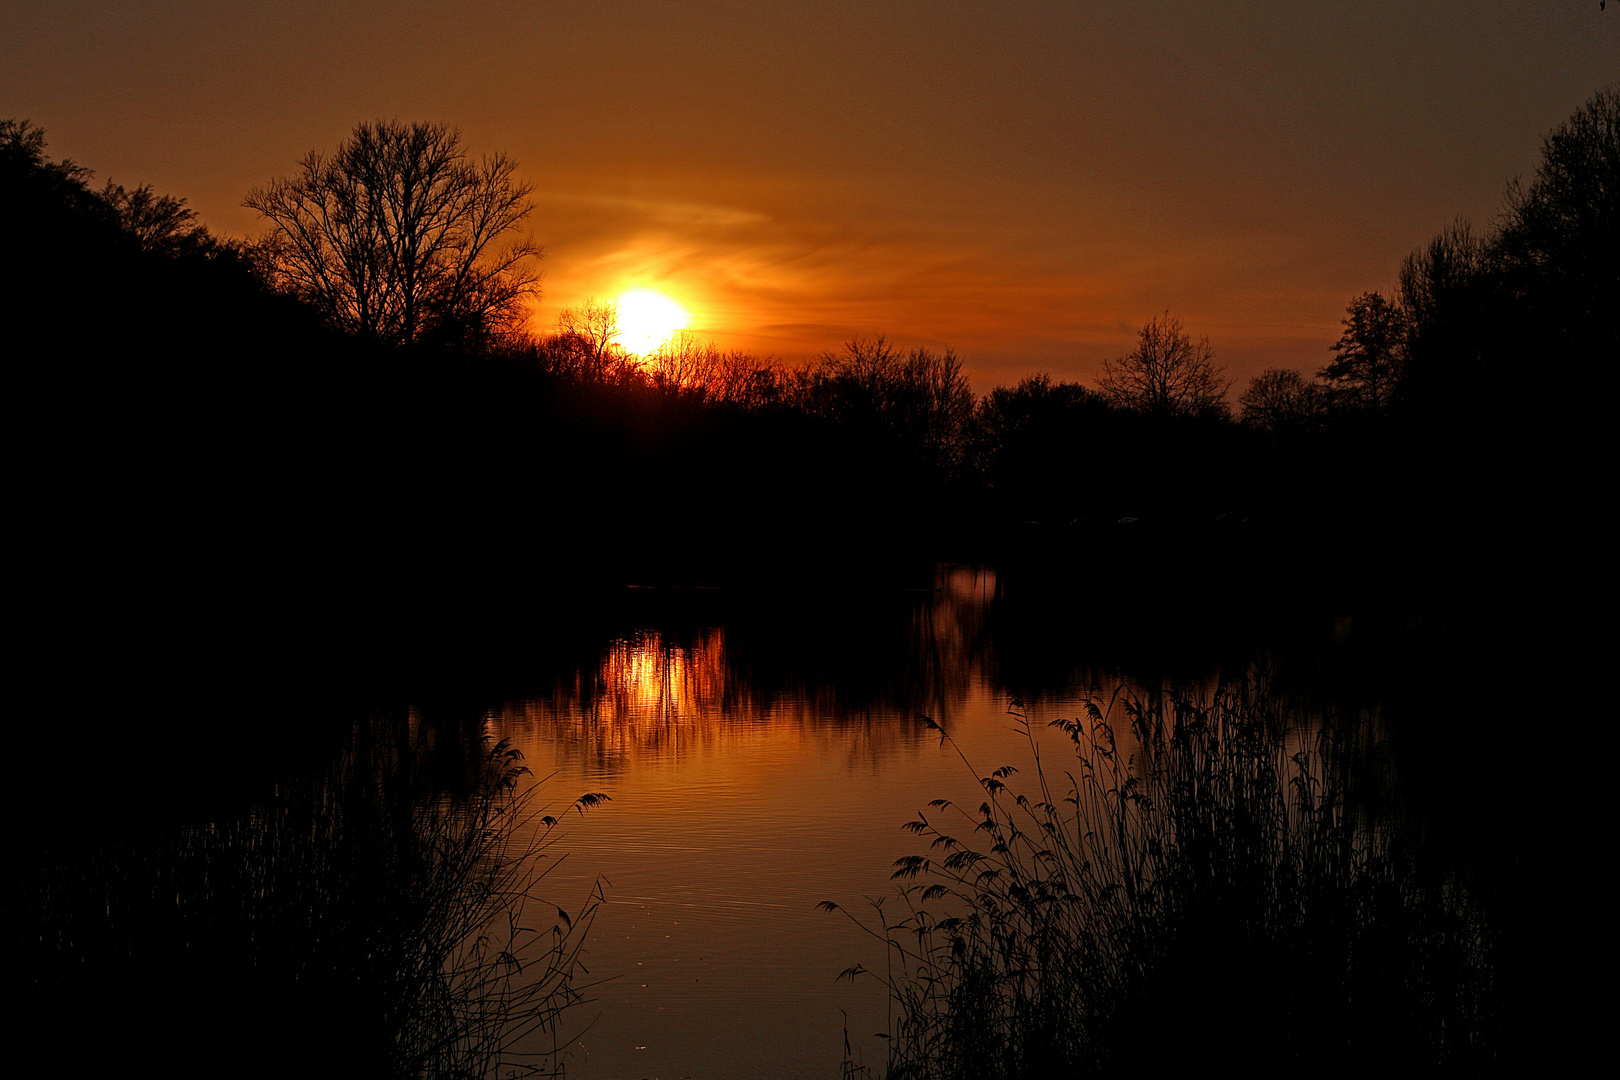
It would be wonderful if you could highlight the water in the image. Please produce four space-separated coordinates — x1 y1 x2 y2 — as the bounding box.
480 566 1210 1079
28 560 1446 1076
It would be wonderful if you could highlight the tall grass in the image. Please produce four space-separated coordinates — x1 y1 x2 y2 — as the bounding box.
825 683 1496 1076
22 721 605 1079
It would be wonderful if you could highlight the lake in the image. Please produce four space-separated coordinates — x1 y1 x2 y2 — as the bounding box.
476 563 1336 1078
24 556 1512 1076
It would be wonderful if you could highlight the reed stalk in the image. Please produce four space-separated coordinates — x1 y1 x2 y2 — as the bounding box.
22 723 605 1079
824 682 1495 1077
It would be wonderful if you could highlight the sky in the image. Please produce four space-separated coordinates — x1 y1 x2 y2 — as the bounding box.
4 1 1614 391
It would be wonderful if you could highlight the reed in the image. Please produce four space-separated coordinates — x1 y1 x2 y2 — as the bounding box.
22 722 605 1079
824 682 1495 1077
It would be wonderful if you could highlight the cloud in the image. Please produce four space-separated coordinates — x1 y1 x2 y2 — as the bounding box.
519 149 1367 391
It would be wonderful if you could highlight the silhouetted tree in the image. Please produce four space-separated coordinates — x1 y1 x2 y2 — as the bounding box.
245 120 541 348
2 119 99 209
646 333 785 408
1393 218 1491 414
1239 367 1327 432
3 119 227 268
801 336 975 479
540 298 642 383
1320 292 1407 415
973 374 1099 462
1398 220 1486 343
3 118 128 268
969 374 1116 520
100 181 213 256
1100 312 1230 419
1494 84 1619 360
644 330 714 394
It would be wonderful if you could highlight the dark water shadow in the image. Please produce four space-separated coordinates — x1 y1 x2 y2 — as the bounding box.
18 712 596 1079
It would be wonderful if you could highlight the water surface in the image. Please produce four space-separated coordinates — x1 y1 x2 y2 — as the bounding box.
486 565 1243 1079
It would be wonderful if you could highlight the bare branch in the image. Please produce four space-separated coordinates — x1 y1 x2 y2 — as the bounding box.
1099 311 1230 419
244 120 542 348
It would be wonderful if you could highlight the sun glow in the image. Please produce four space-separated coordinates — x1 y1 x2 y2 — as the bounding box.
617 289 690 355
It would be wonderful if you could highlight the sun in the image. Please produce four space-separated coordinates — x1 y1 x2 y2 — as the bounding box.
616 289 690 355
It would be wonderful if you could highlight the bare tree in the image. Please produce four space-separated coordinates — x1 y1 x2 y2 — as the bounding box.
3 120 215 256
101 181 211 255
801 336 976 477
541 298 636 382
1397 220 1483 341
646 330 717 392
245 120 541 347
1239 367 1326 432
641 334 787 407
1100 311 1230 418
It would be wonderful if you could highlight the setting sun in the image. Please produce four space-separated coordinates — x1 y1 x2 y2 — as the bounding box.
616 289 690 355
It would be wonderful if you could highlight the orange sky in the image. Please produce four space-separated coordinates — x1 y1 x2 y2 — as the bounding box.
4 1 1614 391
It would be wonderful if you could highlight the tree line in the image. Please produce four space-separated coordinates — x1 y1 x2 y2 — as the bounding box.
5 88 1614 593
